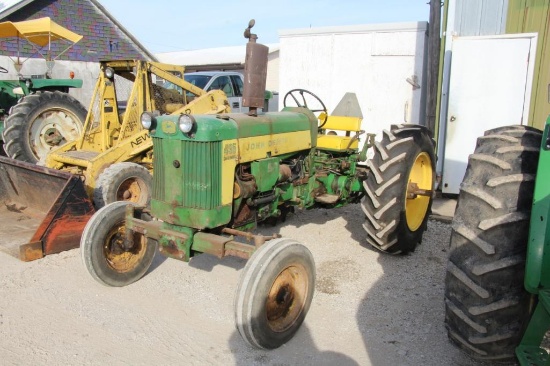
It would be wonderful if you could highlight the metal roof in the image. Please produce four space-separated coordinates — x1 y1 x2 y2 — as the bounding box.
156 43 279 67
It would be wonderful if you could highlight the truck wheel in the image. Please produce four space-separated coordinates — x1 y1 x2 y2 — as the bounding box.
235 238 315 349
93 162 152 209
444 125 541 360
361 124 436 254
80 201 157 287
3 91 86 163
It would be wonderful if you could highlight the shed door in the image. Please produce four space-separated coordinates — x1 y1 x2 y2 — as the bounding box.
442 35 536 194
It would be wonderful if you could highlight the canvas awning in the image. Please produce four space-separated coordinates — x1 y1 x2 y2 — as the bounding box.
0 17 82 46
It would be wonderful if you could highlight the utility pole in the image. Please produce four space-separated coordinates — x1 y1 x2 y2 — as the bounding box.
426 0 441 135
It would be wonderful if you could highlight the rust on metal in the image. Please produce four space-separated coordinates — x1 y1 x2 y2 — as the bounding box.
407 182 433 199
221 227 280 247
242 19 268 114
224 241 255 260
19 241 43 261
0 156 95 261
158 239 186 261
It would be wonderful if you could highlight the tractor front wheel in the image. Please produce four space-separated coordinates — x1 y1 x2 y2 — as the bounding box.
361 124 436 254
80 201 158 287
235 238 315 349
3 91 86 163
444 125 541 360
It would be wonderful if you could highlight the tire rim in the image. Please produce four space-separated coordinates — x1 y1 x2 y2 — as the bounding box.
30 108 83 160
103 220 147 273
117 177 148 205
266 264 309 333
405 152 432 231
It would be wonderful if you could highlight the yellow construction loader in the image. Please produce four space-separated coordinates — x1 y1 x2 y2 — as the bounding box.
0 59 230 261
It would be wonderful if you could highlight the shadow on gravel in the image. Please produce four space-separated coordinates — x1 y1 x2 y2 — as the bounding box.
188 251 246 272
227 324 358 365
352 218 499 366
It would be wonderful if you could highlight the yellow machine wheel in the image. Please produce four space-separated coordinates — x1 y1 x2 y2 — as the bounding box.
405 152 433 231
93 162 152 209
361 124 436 254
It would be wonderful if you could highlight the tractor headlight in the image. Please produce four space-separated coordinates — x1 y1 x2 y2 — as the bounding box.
140 112 155 130
178 114 195 133
104 67 115 79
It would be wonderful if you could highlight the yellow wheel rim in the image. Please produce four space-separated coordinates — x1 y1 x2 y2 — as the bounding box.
405 152 432 231
103 220 147 273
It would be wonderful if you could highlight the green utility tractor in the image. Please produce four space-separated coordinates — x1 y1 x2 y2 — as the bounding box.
0 17 87 163
80 21 436 349
444 121 550 365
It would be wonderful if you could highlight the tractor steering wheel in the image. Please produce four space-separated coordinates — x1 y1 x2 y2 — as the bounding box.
0 66 8 74
283 88 328 127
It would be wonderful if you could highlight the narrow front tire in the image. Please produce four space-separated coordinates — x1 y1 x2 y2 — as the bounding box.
235 238 316 349
80 201 157 287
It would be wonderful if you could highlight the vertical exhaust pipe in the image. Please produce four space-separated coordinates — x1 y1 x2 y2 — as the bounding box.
242 19 268 116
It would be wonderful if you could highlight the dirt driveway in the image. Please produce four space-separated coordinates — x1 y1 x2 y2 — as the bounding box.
0 204 496 365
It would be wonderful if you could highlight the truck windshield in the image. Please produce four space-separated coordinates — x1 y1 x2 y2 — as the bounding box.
184 75 212 90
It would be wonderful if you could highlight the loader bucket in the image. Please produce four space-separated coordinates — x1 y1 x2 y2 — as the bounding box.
0 156 94 261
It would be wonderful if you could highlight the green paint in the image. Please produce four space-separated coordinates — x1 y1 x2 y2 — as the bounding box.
29 78 83 89
158 223 195 261
518 115 550 364
506 0 550 129
152 138 222 210
251 157 280 192
152 200 232 229
525 117 550 293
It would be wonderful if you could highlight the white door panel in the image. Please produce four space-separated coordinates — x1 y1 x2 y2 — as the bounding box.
442 35 536 194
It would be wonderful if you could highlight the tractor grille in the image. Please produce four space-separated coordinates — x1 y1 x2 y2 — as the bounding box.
153 138 222 209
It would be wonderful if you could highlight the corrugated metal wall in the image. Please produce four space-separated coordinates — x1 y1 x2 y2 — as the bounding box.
507 0 550 129
454 0 509 36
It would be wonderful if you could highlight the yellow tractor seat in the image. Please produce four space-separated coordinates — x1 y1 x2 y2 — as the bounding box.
316 112 363 151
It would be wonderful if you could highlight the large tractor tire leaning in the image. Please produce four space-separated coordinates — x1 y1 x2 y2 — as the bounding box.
444 125 542 361
93 162 153 209
3 91 86 163
361 124 436 254
81 201 158 287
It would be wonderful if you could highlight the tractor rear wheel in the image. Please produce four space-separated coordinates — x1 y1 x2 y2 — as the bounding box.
235 238 315 349
361 124 436 254
80 201 157 287
3 91 86 163
444 125 541 360
93 162 152 209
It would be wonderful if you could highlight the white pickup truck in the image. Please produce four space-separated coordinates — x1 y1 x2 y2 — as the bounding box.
184 71 278 112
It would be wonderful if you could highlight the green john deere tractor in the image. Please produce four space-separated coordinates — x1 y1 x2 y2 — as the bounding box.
444 121 550 365
80 21 436 349
0 17 87 163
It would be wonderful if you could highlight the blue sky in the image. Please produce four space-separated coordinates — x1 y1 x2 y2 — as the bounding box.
101 0 430 54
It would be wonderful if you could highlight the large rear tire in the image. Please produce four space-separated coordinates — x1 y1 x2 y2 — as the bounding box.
3 91 86 163
444 125 541 360
361 124 436 254
93 162 152 209
80 201 157 287
235 238 315 349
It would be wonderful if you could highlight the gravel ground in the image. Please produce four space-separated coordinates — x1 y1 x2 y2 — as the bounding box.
0 203 505 365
